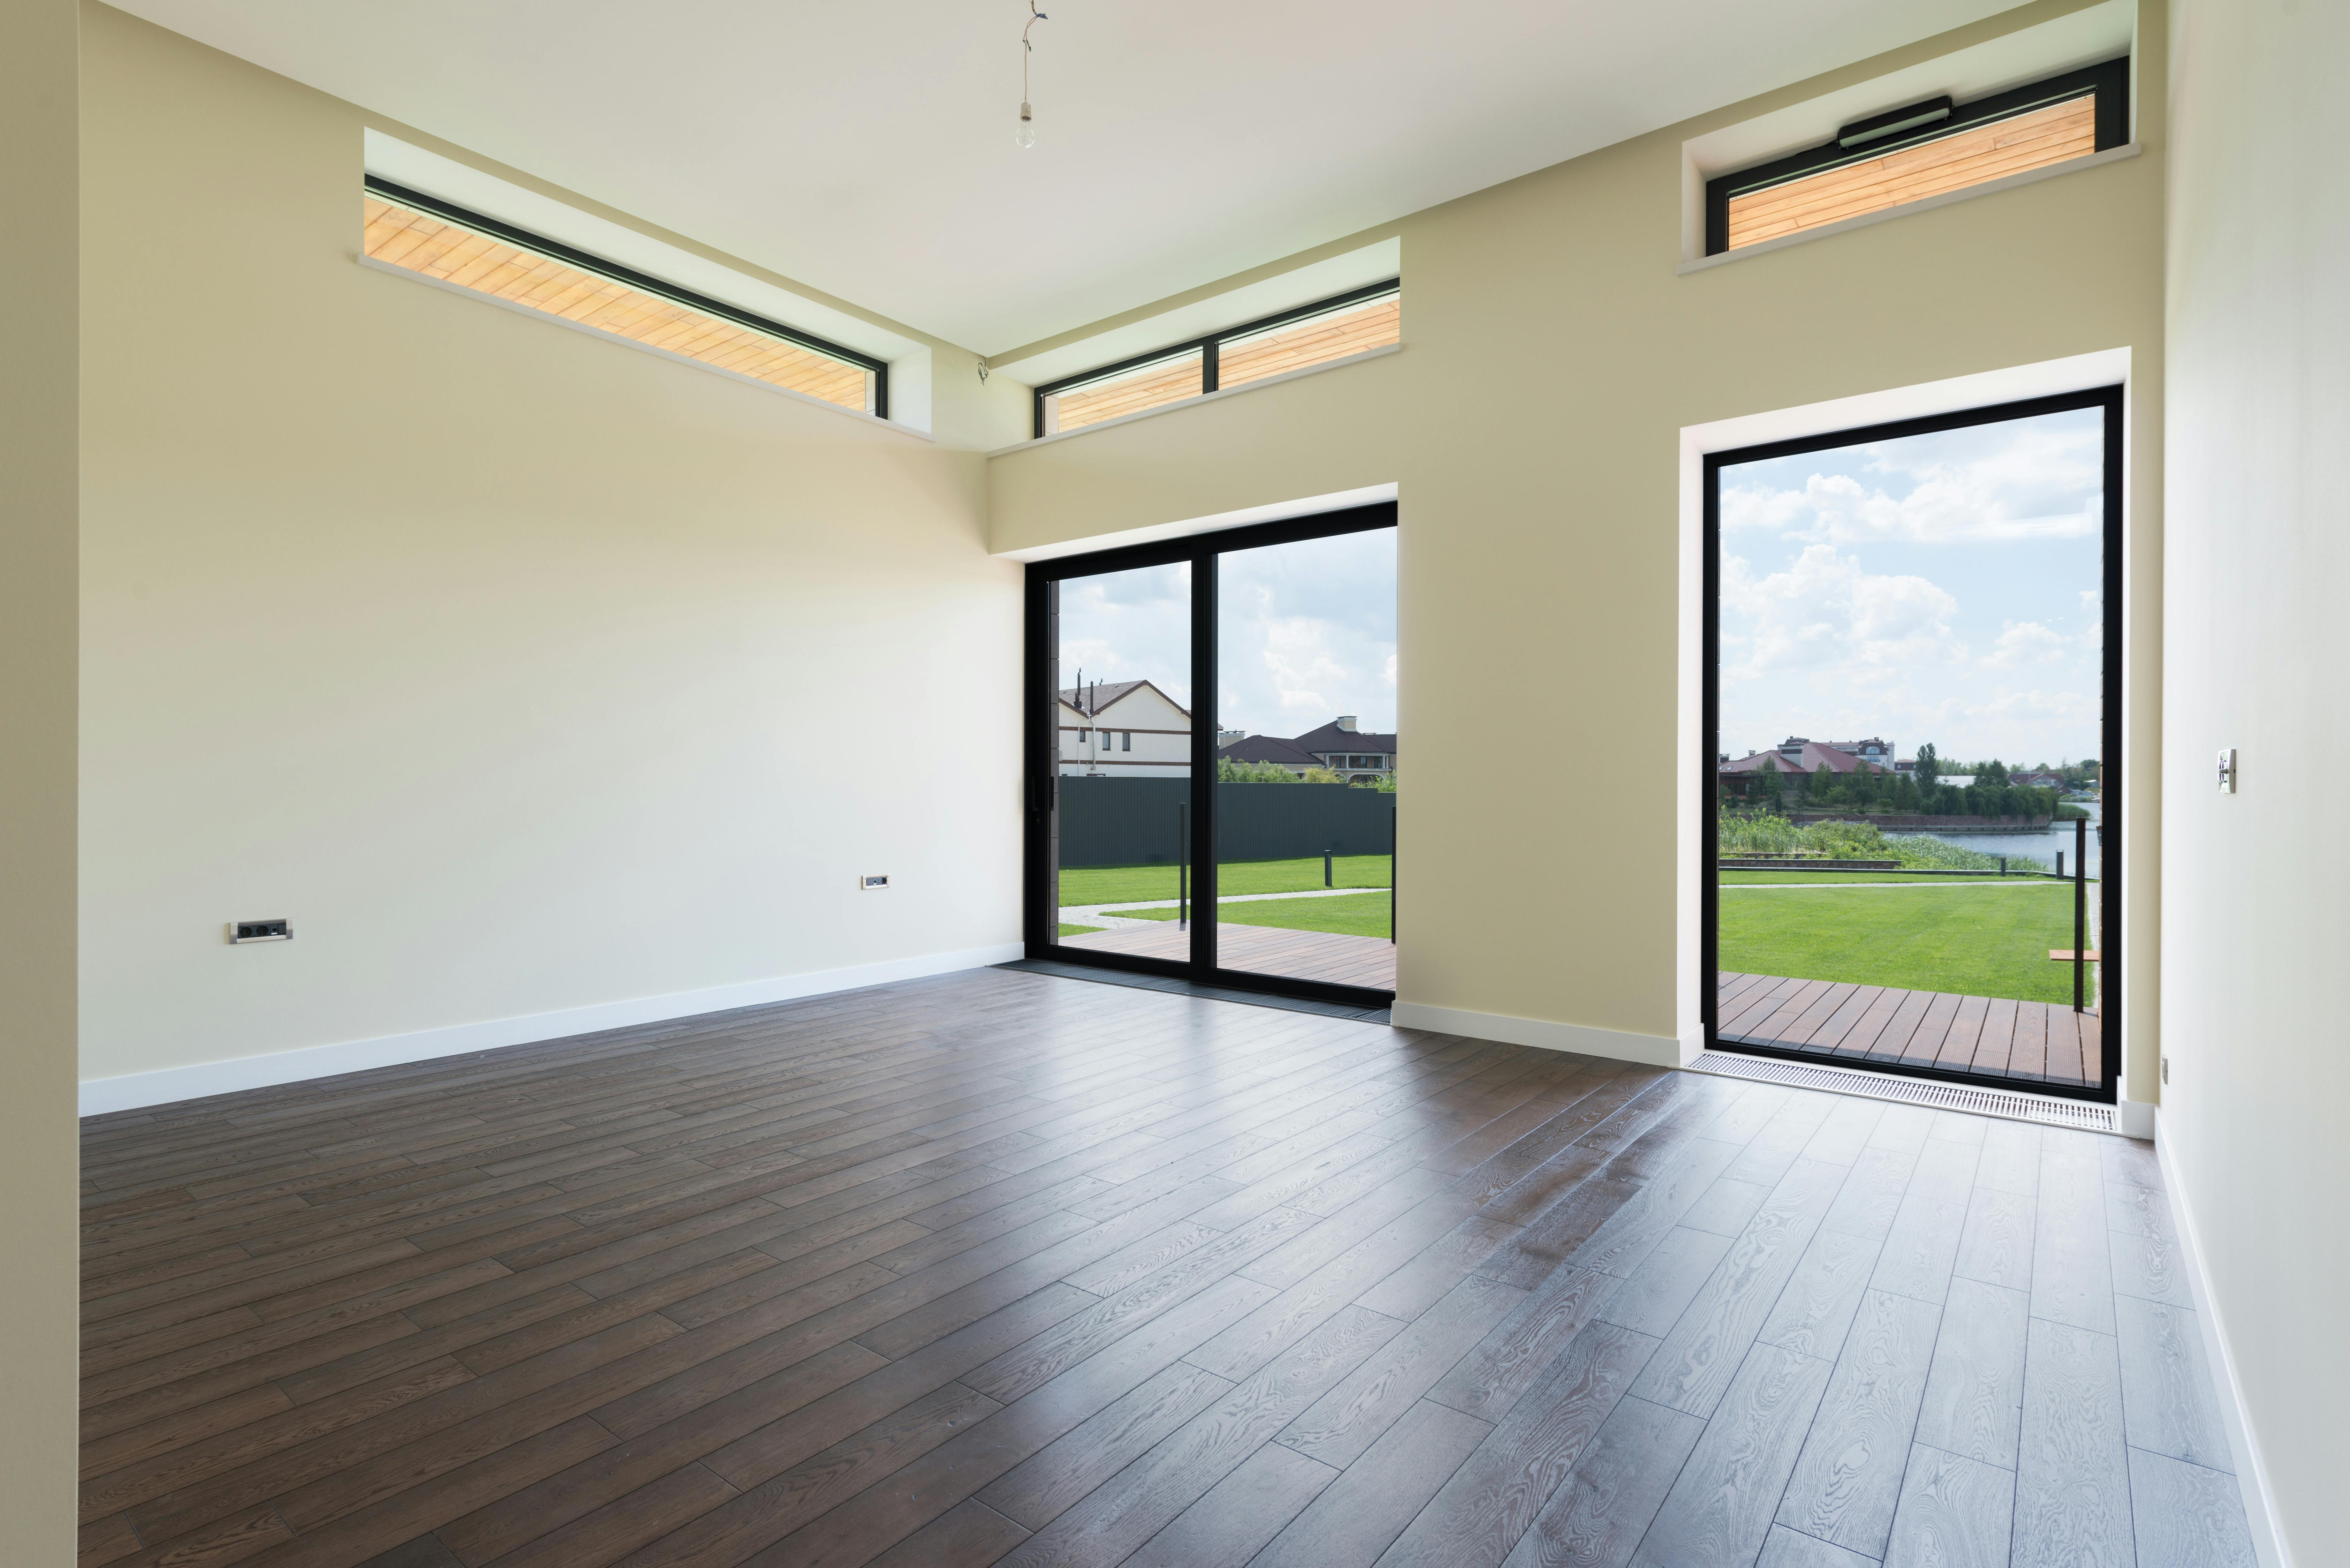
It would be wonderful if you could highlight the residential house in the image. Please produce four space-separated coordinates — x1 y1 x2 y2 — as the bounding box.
1057 678 1190 777
1718 737 1893 797
1219 715 1397 784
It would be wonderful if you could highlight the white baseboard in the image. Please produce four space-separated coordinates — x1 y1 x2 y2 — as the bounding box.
78 942 1026 1117
2118 1097 2156 1139
1389 1001 1691 1068
2154 1110 2293 1568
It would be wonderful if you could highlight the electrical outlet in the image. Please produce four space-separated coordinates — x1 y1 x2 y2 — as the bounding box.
860 874 891 891
228 918 292 944
2217 748 2237 793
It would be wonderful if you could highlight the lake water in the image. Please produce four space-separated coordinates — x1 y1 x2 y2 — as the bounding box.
1886 801 2104 877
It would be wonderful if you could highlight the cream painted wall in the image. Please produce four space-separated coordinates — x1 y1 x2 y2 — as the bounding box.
2161 0 2348 1557
77 4 1027 1088
3 0 83 1552
990 0 2168 1094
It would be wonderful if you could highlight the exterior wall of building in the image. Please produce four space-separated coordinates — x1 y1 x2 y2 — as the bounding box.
1057 683 1192 777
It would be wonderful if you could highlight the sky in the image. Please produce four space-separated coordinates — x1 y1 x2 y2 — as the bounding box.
1718 406 2105 767
1054 528 1398 740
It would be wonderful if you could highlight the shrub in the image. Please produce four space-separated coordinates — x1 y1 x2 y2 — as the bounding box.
1717 811 2050 871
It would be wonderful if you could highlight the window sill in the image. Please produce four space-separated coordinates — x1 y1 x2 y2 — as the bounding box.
991 342 1402 458
356 253 935 441
1677 141 2141 275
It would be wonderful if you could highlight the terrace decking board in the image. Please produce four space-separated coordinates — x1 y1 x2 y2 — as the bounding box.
1715 974 2104 1093
1934 993 1993 1074
77 967 2224 1568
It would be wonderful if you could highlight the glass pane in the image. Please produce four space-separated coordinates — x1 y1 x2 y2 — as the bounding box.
1218 293 1399 390
1049 562 1194 961
1715 405 2106 1089
1213 528 1398 990
363 194 876 411
1725 94 2095 250
1042 350 1205 434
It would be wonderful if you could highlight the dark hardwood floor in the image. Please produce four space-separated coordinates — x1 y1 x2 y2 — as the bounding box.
77 967 2254 1568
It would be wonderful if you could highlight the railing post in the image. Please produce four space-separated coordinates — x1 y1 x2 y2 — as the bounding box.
1323 849 1333 888
1178 803 1188 932
2073 816 2087 1013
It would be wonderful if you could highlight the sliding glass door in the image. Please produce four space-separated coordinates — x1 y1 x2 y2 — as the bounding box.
1026 503 1399 1006
1703 389 2122 1101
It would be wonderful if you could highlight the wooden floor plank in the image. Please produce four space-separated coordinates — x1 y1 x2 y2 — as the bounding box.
75 968 2229 1568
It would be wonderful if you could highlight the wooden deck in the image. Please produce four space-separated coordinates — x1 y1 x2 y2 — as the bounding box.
1718 970 2104 1089
1061 920 1397 991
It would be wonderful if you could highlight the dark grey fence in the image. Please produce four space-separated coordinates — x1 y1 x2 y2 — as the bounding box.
1057 777 1397 868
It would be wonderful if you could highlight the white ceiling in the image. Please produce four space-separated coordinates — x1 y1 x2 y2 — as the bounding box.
118 0 2014 355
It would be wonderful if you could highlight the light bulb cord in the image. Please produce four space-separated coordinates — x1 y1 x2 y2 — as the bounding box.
1022 1 1047 111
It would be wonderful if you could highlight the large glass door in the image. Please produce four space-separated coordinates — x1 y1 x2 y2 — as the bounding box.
1025 503 1398 1007
1703 390 2122 1100
1213 528 1397 989
1038 557 1196 969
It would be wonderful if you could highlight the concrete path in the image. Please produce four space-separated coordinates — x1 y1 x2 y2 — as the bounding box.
1060 885 1389 930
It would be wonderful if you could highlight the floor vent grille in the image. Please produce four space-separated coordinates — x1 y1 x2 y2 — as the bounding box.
1689 1051 2118 1133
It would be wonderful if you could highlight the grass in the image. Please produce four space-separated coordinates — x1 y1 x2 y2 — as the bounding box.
1719 882 2084 1003
1057 923 1102 938
1719 870 2075 886
1057 856 1391 907
1124 891 1393 940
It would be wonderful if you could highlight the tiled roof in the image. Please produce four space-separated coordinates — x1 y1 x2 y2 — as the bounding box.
1217 734 1322 765
1289 720 1399 754
1057 679 1187 719
1722 742 1891 775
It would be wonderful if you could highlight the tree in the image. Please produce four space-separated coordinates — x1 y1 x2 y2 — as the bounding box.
1914 743 1940 786
1217 758 1300 783
1979 758 2011 788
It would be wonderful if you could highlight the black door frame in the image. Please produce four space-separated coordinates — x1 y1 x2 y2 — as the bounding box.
1701 386 2124 1104
1023 501 1399 1010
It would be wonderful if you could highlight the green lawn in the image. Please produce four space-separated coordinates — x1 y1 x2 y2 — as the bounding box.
1719 882 2084 1003
1057 923 1102 938
1124 891 1392 939
1720 870 2076 886
1058 856 1391 907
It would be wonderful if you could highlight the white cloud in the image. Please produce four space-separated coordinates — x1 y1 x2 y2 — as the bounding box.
1724 414 2104 546
1982 620 2069 668
1723 545 1966 678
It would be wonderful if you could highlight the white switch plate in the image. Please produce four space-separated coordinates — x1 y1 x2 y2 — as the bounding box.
2217 747 2237 794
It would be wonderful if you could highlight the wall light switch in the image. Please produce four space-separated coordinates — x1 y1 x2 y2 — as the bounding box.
228 918 292 943
860 874 891 890
2217 747 2237 794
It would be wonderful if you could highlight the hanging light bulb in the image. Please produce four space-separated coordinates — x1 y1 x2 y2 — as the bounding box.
1015 2 1047 149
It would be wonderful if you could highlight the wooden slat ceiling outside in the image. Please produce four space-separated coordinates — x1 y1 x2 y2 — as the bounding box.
1048 351 1204 432
362 198 872 411
1047 295 1401 434
1726 94 2097 251
1220 297 1400 390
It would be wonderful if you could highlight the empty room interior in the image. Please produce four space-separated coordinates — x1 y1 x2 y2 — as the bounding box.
6 0 2346 1564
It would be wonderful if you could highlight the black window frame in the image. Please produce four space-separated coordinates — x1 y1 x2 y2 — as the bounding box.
1031 280 1400 440
1701 386 2125 1104
364 175 891 420
1703 57 2130 256
1024 501 1399 1010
